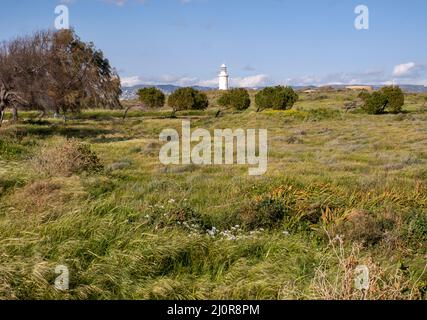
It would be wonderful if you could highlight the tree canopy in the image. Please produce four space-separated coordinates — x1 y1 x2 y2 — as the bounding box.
168 87 209 113
255 86 298 112
0 29 122 124
137 87 165 109
359 86 405 114
218 88 251 111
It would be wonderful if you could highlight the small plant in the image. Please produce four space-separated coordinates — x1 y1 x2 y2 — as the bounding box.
217 88 251 111
148 202 204 231
0 138 27 160
403 213 427 248
168 87 209 115
239 196 287 230
329 209 398 247
137 87 165 109
255 86 298 112
31 139 103 177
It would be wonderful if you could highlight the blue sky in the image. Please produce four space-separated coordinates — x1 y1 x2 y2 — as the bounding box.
1 0 427 87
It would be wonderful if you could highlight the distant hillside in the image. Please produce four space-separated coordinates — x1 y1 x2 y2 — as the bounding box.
121 84 213 100
387 85 427 93
326 84 427 93
121 84 427 100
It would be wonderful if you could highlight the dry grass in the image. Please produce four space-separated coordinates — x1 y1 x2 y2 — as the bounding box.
311 232 426 300
31 139 103 177
0 91 426 300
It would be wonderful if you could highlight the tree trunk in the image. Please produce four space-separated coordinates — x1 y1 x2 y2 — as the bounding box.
12 106 18 122
123 106 134 120
171 108 177 119
123 104 144 120
0 108 4 127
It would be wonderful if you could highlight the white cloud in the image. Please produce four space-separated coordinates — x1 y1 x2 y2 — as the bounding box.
282 70 389 87
231 74 270 88
393 62 416 77
197 78 218 87
121 76 143 87
121 74 199 87
122 73 271 89
198 74 271 88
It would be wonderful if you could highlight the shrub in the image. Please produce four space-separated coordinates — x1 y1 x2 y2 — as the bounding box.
137 87 165 109
239 196 287 230
359 86 405 114
255 86 298 111
380 86 405 113
218 88 251 111
330 209 397 246
359 91 388 114
31 139 103 177
168 88 209 113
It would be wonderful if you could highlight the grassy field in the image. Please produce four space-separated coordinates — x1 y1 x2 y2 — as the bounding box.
0 90 427 300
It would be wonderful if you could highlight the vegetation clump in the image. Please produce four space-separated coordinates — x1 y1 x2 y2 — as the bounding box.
168 87 209 115
239 196 287 230
359 86 405 114
31 139 103 177
330 209 398 247
217 88 251 111
255 86 298 112
137 87 165 109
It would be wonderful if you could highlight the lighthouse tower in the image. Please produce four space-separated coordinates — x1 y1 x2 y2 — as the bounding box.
218 64 229 91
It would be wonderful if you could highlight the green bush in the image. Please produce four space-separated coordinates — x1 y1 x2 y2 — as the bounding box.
218 88 251 111
137 87 165 109
380 86 405 113
359 86 405 114
360 91 389 114
255 86 298 111
168 88 209 112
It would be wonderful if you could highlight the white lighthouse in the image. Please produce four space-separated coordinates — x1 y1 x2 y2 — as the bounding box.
218 64 229 90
